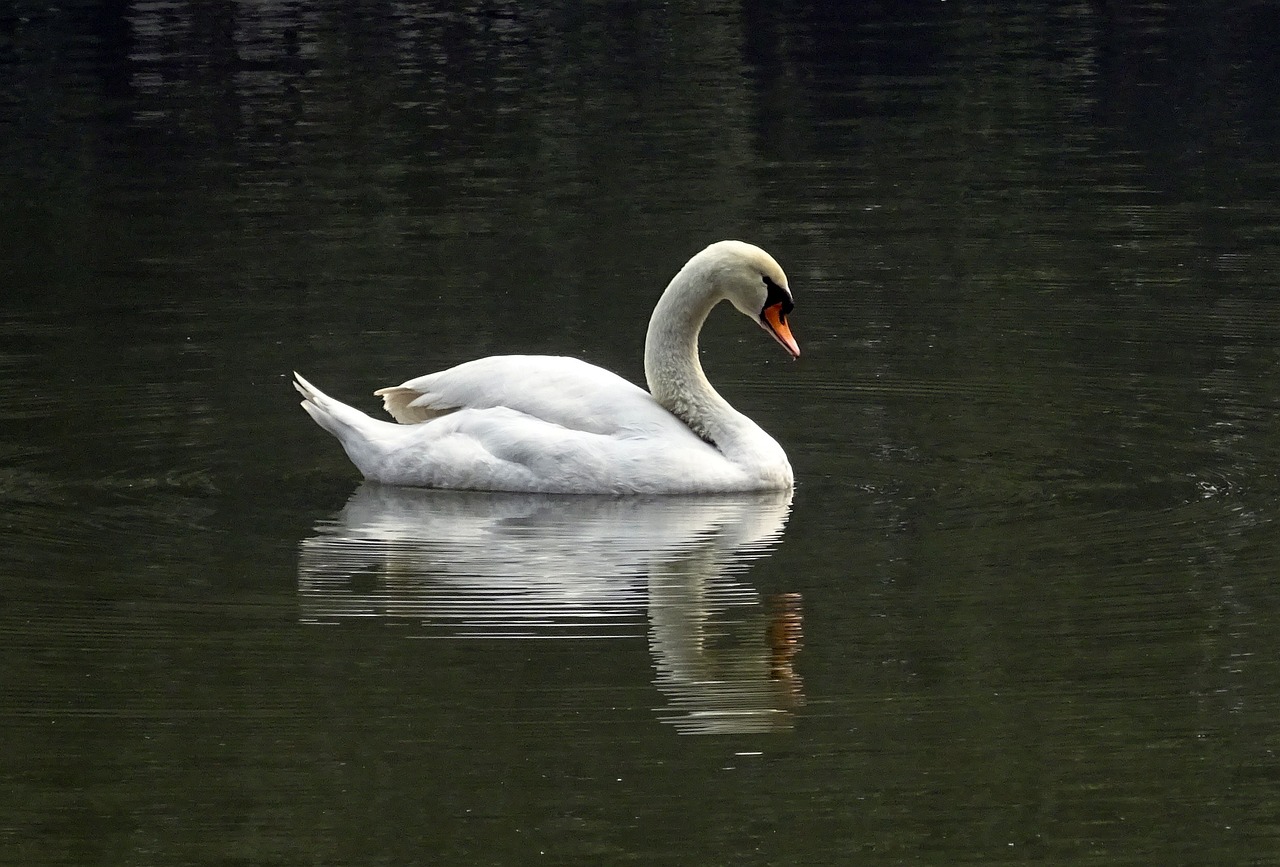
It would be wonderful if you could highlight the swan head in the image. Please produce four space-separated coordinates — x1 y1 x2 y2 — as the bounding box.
700 240 800 359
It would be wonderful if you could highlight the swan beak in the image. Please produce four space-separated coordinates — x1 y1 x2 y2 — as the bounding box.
762 303 800 358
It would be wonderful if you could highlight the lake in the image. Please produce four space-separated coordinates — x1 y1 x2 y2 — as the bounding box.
3 1 1280 864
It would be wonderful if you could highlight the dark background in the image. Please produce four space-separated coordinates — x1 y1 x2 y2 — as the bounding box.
3 2 1280 864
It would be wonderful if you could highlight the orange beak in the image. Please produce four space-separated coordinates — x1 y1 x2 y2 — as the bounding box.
762 303 800 358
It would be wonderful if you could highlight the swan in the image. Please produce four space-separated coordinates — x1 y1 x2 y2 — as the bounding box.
293 240 799 494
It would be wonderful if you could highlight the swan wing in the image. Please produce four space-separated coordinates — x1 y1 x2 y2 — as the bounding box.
296 371 734 493
375 355 687 437
365 405 734 494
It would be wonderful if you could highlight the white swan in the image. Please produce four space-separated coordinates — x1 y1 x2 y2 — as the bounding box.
293 240 799 494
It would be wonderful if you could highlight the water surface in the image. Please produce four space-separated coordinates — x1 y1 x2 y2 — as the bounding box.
3 2 1280 864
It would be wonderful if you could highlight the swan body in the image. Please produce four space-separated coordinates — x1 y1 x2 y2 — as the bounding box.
295 240 799 494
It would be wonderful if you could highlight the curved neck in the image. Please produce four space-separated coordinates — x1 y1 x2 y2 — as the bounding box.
643 261 743 446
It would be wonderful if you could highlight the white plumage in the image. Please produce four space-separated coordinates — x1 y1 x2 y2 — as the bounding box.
294 240 799 494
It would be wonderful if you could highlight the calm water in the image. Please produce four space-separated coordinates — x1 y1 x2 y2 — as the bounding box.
4 1 1280 864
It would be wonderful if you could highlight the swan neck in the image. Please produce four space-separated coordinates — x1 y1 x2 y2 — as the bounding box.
644 262 731 441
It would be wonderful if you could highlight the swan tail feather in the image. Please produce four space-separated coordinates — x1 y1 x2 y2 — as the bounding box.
294 372 383 444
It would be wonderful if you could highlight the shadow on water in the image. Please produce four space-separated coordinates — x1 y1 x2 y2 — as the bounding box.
297 483 803 734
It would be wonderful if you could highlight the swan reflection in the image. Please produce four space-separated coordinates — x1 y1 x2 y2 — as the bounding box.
297 483 803 734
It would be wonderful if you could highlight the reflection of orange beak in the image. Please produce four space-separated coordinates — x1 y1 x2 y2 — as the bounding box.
762 303 800 358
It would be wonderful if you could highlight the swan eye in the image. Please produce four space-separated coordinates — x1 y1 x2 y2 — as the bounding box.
762 275 794 316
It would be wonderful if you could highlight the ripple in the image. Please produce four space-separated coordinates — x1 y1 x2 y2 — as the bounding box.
296 484 805 733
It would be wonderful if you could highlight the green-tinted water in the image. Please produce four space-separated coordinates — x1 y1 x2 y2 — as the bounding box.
4 2 1280 864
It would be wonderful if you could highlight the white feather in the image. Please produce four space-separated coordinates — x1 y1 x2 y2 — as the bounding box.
294 241 797 494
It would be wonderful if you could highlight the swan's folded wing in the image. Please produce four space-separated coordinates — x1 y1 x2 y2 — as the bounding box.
376 355 689 437
362 405 743 494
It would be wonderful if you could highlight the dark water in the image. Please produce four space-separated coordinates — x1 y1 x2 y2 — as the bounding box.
4 1 1280 864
